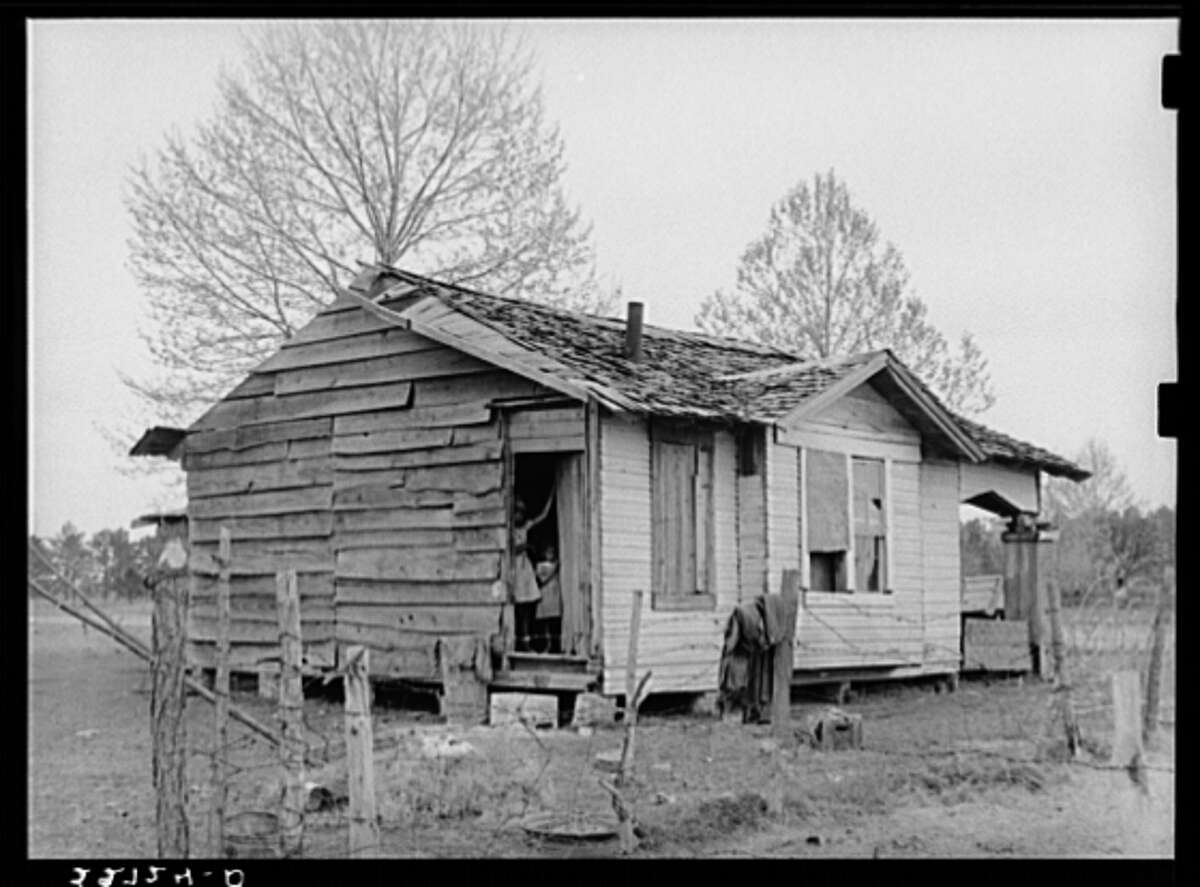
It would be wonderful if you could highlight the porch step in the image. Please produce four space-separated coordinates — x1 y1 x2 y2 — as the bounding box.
491 670 599 693
505 652 592 674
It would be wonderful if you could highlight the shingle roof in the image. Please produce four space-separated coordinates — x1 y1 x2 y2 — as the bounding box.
953 416 1090 482
369 266 1088 481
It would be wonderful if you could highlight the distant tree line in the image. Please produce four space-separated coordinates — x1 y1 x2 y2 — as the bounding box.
961 439 1175 606
29 523 161 601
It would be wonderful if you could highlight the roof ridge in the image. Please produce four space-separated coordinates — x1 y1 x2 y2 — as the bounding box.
370 263 796 358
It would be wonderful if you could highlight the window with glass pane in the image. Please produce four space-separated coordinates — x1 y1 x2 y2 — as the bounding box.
852 457 887 592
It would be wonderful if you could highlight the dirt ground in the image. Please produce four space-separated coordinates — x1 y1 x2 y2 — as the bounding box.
28 600 1174 859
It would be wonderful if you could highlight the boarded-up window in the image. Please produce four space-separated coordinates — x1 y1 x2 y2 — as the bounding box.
652 424 714 598
806 449 849 552
853 457 887 592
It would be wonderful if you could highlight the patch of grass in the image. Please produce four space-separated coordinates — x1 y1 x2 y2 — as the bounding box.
898 755 1047 804
657 792 771 847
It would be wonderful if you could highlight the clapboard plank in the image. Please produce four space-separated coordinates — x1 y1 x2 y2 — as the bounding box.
188 512 334 542
183 438 330 470
274 348 489 396
332 428 454 455
331 485 455 512
336 604 502 635
335 579 506 607
258 328 431 373
332 442 503 472
335 548 501 582
333 402 494 433
192 573 334 600
225 373 277 400
193 383 413 430
187 458 333 498
187 417 333 455
189 486 334 519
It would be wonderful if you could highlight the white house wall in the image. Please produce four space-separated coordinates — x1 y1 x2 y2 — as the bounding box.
920 459 963 672
598 414 737 694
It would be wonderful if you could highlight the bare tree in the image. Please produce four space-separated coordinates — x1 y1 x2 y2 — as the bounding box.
696 170 994 416
124 20 612 428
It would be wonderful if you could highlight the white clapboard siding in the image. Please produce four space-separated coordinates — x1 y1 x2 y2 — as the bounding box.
712 431 739 614
737 472 765 601
793 457 924 669
598 414 731 693
920 460 963 671
764 440 800 596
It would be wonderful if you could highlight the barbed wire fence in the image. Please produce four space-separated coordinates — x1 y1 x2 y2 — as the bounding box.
30 524 1175 857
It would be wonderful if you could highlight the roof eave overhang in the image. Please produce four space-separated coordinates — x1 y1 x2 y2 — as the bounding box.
773 354 987 463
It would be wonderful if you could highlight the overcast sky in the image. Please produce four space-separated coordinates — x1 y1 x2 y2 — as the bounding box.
28 18 1178 537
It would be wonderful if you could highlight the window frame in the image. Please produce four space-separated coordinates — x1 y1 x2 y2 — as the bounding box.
798 446 894 596
650 421 717 611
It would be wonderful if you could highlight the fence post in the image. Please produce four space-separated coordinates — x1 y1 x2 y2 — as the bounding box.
612 588 645 854
1111 670 1146 789
210 527 231 855
276 570 306 857
1142 580 1172 745
151 519 190 857
1045 579 1081 758
343 646 380 858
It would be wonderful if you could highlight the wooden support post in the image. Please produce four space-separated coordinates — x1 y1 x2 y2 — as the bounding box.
1110 670 1146 789
343 646 380 858
1142 581 1172 745
211 527 231 855
612 589 644 855
151 521 190 858
773 570 800 738
276 570 306 858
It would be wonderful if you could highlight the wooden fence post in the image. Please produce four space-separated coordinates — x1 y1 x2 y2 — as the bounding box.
611 589 645 854
151 520 190 858
211 527 231 855
1142 581 1172 744
276 570 306 857
1111 670 1146 789
1045 579 1081 758
343 646 380 858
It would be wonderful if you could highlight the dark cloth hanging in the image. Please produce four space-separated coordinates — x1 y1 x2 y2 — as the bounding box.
718 591 800 723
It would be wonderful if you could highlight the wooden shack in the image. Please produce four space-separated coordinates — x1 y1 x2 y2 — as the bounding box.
132 264 1088 698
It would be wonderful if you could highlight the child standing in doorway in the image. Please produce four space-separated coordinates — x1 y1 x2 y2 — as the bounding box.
512 493 553 651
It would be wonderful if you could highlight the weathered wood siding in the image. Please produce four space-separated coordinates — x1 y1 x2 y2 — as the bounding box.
599 415 737 693
737 471 765 600
809 381 922 445
920 460 962 672
764 438 800 594
777 387 934 671
185 297 548 678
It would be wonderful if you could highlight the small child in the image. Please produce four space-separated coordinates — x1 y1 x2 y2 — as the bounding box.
534 545 562 653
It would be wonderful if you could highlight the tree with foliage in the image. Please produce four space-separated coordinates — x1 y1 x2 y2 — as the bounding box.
960 515 1005 576
696 170 995 416
1043 439 1172 602
124 20 612 429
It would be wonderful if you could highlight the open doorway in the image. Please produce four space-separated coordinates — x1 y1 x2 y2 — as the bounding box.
511 451 588 656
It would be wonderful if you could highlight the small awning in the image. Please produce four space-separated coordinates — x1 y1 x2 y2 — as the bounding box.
131 507 188 529
129 426 186 459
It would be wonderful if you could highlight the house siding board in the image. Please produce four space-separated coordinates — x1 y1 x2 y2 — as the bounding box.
764 440 800 595
326 337 540 673
184 303 549 678
598 414 731 694
920 460 962 671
